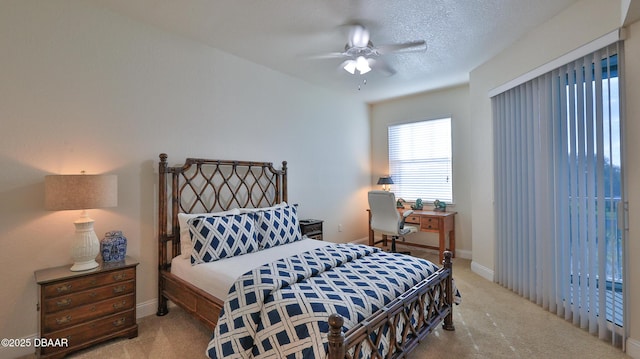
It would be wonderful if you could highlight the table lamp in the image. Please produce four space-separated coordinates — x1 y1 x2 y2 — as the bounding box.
45 173 117 271
377 176 394 191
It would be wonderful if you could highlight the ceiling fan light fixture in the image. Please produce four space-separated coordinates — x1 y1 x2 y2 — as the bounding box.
343 56 371 75
356 56 371 74
321 23 425 77
343 60 357 74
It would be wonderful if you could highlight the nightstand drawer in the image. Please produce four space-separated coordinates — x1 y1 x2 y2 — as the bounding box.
299 219 323 241
43 293 135 332
306 233 323 240
40 309 136 356
302 222 322 233
43 280 135 313
42 268 135 298
421 217 440 230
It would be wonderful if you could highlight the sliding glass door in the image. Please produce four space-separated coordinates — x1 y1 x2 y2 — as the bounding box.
559 51 623 330
492 42 625 346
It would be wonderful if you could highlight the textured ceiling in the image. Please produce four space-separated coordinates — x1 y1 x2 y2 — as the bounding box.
92 0 579 103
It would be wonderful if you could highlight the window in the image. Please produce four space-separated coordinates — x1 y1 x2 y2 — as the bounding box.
388 118 453 203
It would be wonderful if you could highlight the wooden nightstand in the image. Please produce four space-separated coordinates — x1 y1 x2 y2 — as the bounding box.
300 219 323 240
34 257 139 359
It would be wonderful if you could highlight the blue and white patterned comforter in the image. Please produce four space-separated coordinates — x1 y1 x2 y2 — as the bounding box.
206 243 454 359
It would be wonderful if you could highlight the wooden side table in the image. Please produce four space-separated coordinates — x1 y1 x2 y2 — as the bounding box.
34 257 139 358
299 219 323 240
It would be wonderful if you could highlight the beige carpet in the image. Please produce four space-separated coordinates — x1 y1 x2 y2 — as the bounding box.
21 245 630 359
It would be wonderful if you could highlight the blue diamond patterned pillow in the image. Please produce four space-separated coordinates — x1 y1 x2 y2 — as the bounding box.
255 204 302 249
188 213 259 264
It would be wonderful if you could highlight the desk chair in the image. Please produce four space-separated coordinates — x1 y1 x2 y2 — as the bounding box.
368 190 418 254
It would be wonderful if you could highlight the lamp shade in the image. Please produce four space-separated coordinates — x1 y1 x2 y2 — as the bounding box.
377 176 394 185
45 174 118 210
45 173 118 271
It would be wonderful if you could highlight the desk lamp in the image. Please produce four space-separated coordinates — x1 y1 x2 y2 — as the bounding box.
377 176 393 191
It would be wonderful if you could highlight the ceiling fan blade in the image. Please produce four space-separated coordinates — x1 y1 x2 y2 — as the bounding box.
369 58 396 76
376 40 427 54
308 52 349 60
348 24 370 48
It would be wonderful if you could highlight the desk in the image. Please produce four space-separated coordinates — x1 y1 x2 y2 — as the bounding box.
368 209 457 263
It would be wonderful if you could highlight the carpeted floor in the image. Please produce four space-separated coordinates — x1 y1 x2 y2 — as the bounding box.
21 245 630 359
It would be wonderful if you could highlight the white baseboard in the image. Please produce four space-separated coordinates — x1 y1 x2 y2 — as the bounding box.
456 249 472 260
627 337 640 359
471 260 495 282
136 298 158 319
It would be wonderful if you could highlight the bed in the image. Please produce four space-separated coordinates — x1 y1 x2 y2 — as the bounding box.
156 153 458 359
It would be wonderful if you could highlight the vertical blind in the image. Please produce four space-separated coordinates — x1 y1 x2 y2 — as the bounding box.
492 42 625 346
388 118 453 202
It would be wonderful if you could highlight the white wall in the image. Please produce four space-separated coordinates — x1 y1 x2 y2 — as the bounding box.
468 0 639 355
369 85 472 258
0 0 371 354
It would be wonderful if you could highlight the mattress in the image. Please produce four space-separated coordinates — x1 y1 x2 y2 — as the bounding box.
171 237 331 299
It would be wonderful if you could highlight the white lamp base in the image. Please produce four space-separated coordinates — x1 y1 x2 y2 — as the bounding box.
70 211 100 272
70 259 99 271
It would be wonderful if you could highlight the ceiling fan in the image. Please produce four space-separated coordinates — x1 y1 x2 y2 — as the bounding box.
315 23 427 76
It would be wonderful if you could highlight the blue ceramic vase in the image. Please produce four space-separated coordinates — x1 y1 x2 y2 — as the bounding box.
101 230 127 262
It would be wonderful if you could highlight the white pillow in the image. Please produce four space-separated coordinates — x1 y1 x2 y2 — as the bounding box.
178 209 240 258
238 202 287 214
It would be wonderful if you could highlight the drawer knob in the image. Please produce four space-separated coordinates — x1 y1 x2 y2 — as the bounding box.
56 298 72 307
113 285 126 294
113 317 126 327
113 273 126 281
56 284 72 293
113 300 127 309
55 315 72 325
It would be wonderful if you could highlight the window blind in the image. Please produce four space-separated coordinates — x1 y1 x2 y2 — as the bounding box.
388 118 452 202
492 42 625 347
